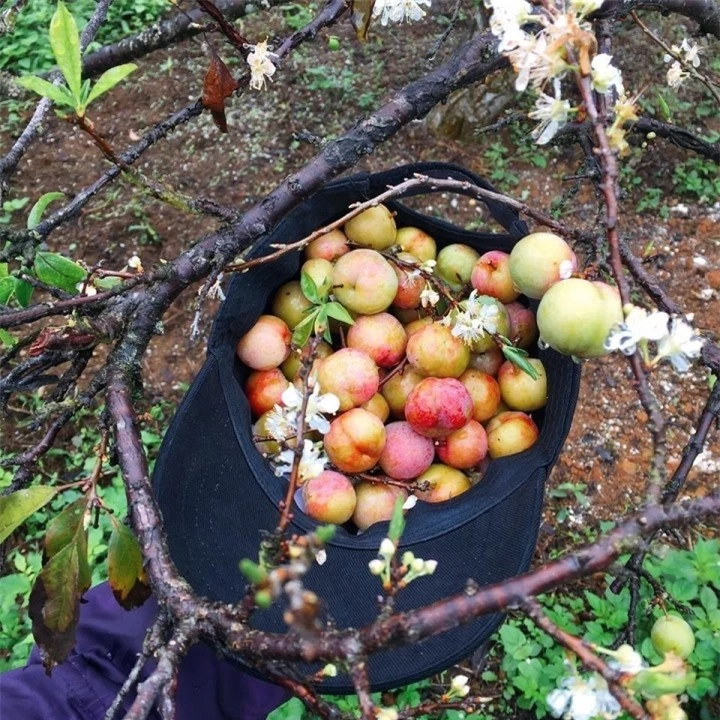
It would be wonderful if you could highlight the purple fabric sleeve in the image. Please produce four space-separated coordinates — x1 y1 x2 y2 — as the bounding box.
0 583 289 720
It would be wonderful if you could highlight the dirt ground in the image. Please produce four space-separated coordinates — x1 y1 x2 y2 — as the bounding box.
1 3 718 550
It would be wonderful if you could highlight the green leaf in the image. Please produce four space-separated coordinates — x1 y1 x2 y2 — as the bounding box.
0 263 8 277
14 279 34 307
86 64 137 106
387 495 406 544
33 251 86 293
239 558 267 585
292 308 318 348
107 518 151 610
28 192 65 229
29 539 81 670
300 270 320 304
658 94 671 121
325 301 355 325
0 276 15 305
502 345 539 380
0 329 16 348
45 497 87 558
0 487 59 543
49 2 82 101
94 276 122 290
15 76 76 108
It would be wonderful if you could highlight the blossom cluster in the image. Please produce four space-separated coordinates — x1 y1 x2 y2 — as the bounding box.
547 673 621 720
440 290 500 347
604 304 704 372
264 384 340 481
368 538 437 586
484 0 636 151
664 38 702 88
373 0 432 26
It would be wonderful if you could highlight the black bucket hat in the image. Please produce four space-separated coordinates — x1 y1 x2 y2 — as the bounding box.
152 162 581 693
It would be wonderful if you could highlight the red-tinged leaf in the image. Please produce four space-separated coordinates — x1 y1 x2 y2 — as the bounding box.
108 519 151 610
350 0 376 42
45 497 91 591
202 52 239 133
29 540 81 671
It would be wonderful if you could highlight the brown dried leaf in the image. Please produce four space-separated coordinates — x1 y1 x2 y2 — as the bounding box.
202 52 239 133
350 0 376 42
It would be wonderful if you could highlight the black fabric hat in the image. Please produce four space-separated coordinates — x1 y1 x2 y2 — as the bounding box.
152 162 581 693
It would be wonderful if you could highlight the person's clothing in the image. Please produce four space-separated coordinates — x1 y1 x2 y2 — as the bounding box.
0 583 288 720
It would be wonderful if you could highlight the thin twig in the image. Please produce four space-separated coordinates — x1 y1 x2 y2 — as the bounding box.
631 11 720 105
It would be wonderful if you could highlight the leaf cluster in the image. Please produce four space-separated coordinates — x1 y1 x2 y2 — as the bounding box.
16 2 136 117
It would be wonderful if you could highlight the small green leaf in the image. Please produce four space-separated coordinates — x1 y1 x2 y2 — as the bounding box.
94 276 122 290
387 495 406 544
14 279 34 307
0 329 16 347
33 251 86 293
86 64 137 106
314 525 336 544
28 192 65 229
502 345 539 380
325 302 355 325
15 76 76 107
0 276 15 305
107 518 151 610
657 94 671 121
300 270 320 304
292 308 319 348
50 2 82 101
239 558 268 585
0 486 59 543
0 263 8 277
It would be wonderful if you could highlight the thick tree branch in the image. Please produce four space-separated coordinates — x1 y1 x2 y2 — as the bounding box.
597 0 720 37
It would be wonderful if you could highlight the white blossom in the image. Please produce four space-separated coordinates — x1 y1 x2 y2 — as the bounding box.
402 494 417 510
420 284 440 308
608 644 645 675
264 404 297 442
315 549 327 566
656 318 704 372
379 538 396 557
274 439 327 482
246 40 277 91
529 79 571 145
484 0 532 43
547 674 621 720
420 259 437 274
679 38 701 66
280 384 340 434
376 709 399 720
591 53 624 95
666 60 687 88
368 558 385 575
450 674 471 697
373 0 431 25
127 254 143 270
604 305 669 356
